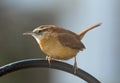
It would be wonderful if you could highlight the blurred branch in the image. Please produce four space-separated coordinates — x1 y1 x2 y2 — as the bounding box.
0 59 100 83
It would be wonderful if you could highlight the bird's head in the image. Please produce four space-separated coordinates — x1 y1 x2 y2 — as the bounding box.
23 25 51 44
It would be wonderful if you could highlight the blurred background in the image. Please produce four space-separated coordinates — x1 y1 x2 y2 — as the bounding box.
0 0 120 83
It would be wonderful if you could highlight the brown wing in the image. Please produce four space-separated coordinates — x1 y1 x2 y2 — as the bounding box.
57 33 85 50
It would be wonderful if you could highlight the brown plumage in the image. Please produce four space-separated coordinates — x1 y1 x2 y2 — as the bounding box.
23 23 101 73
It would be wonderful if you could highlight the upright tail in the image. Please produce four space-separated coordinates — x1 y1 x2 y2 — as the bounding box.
78 23 102 40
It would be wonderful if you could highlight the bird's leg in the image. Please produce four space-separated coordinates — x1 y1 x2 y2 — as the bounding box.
46 56 52 67
73 56 78 74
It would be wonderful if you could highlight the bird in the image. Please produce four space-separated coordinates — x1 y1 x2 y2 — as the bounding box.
23 23 101 73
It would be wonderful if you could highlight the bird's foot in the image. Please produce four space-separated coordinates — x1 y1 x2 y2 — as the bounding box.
46 56 53 67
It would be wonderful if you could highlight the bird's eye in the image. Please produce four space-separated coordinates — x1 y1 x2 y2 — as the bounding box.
38 30 41 33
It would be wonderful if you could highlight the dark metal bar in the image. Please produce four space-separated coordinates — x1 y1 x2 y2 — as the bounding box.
0 59 100 83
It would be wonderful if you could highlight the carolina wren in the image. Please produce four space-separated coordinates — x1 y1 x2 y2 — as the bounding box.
23 23 101 73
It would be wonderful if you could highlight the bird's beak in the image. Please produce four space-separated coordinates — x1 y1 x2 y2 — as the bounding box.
23 31 34 36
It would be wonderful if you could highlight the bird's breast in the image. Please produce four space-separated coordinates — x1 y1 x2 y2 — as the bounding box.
39 33 79 60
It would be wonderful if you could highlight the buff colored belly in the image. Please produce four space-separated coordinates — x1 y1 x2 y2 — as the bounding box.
39 35 79 60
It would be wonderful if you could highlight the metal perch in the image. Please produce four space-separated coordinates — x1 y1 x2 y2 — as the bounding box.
0 59 100 83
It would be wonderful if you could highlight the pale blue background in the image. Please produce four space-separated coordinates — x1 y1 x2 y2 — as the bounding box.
0 0 119 83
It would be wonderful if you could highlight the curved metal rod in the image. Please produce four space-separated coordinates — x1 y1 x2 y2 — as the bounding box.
0 59 100 83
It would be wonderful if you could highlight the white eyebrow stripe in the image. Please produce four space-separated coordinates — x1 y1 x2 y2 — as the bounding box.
33 28 40 32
